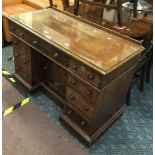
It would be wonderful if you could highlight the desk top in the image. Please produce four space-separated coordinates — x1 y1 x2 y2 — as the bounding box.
9 8 144 74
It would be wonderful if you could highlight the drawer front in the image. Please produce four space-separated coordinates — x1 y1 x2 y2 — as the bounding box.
67 74 98 104
14 54 31 73
12 36 23 51
29 35 69 66
10 21 29 42
66 87 94 122
13 37 31 65
13 37 31 71
68 59 102 88
12 36 32 84
65 106 90 128
14 49 31 65
15 64 32 84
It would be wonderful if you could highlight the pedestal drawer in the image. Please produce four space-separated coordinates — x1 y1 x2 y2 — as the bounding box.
13 37 31 66
15 64 32 84
67 74 99 104
66 87 94 122
64 106 90 129
68 59 102 88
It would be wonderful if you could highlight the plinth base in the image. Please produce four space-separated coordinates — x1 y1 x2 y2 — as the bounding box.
60 107 124 146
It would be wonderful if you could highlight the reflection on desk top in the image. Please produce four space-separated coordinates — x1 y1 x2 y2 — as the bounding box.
9 8 144 74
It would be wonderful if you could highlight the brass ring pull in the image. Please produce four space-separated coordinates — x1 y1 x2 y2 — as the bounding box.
69 95 75 100
15 53 20 57
71 79 77 85
32 40 38 46
72 64 77 70
19 32 24 37
23 60 29 64
83 105 89 111
43 66 48 71
88 74 95 80
16 66 21 71
23 73 28 78
68 110 73 115
14 41 18 44
53 52 58 58
22 47 27 50
85 90 92 96
10 26 16 31
80 121 86 126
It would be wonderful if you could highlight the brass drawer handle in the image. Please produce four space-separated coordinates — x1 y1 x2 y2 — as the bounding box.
80 121 86 126
10 26 16 31
23 73 29 78
68 110 73 115
23 60 29 64
19 32 24 37
85 90 92 96
71 64 78 70
32 40 38 46
43 66 48 71
22 47 27 50
53 52 58 58
69 95 75 100
16 66 21 71
83 105 89 111
71 79 77 85
14 41 18 45
88 74 95 80
15 53 20 57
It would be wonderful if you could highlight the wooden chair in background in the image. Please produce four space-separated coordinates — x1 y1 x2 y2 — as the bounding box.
66 0 152 39
74 0 124 27
49 0 74 10
126 26 153 105
49 0 54 6
73 0 138 27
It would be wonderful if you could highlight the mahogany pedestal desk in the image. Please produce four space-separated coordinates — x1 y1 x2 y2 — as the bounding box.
8 8 144 146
